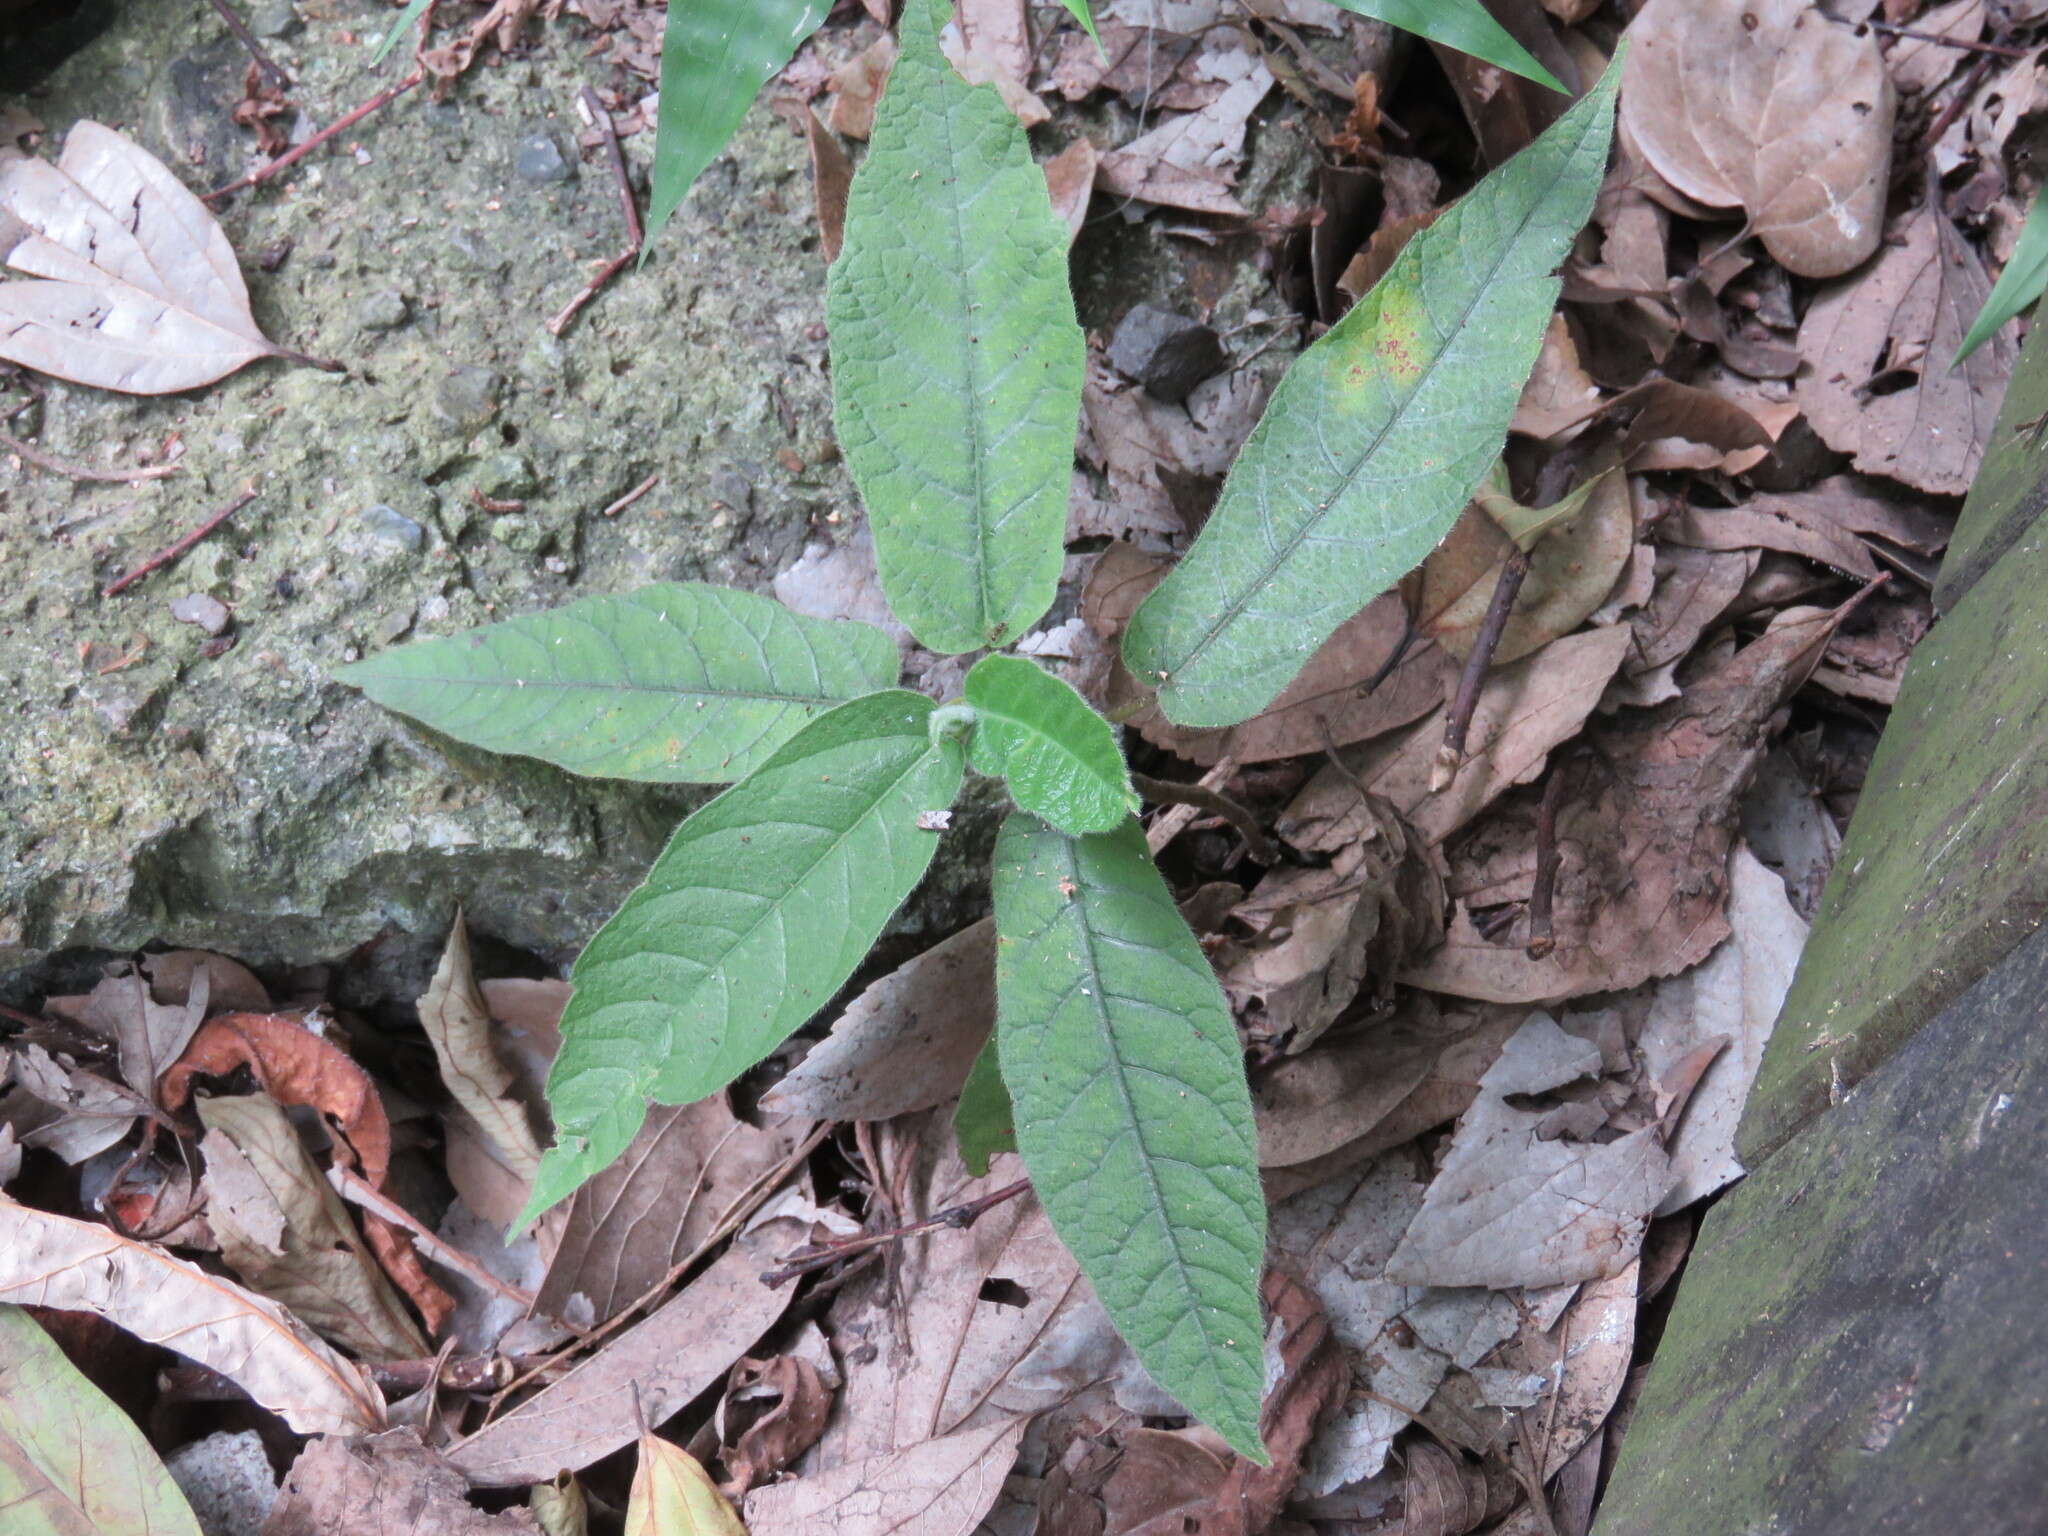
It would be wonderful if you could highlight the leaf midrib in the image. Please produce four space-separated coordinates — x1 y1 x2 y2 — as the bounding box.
358 668 851 709
937 82 998 642
1160 112 1595 684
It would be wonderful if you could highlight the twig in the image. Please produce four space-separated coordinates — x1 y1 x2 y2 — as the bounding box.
0 1003 50 1029
1 430 181 483
1360 611 1418 696
1132 771 1280 865
101 484 258 597
1858 18 2028 57
1143 756 1238 856
1920 49 1998 156
326 1164 535 1308
762 1178 1032 1287
206 0 292 86
547 88 644 336
1525 760 1569 960
206 71 423 201
369 1352 507 1392
1433 549 1529 791
601 471 660 518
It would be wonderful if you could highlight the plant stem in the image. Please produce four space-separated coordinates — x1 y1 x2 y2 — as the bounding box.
1525 758 1568 960
206 71 424 201
0 430 181 483
761 1178 1032 1287
1132 771 1280 864
206 0 292 86
1433 548 1529 791
547 88 644 336
101 484 258 597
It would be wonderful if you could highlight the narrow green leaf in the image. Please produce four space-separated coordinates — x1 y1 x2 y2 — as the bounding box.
1330 0 1565 93
0 1305 204 1536
370 0 432 66
1123 55 1620 729
519 690 963 1226
965 654 1138 834
828 0 1086 654
1957 186 2048 365
953 1034 1015 1177
648 0 831 246
992 814 1268 1461
1060 0 1102 48
337 583 899 784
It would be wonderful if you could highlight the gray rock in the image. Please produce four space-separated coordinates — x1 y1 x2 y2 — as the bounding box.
359 504 426 552
1108 303 1227 404
247 2 301 40
513 130 574 184
476 451 538 500
166 1430 278 1536
355 290 409 332
431 365 503 435
169 593 233 636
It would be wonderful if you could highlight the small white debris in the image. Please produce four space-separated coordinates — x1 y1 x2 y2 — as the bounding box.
917 810 952 831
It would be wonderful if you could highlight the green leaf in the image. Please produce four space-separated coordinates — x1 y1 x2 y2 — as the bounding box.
370 0 432 66
965 654 1138 834
519 690 964 1226
1122 55 1620 729
953 1034 1015 1176
828 0 1086 654
1060 0 1102 48
991 814 1268 1461
337 583 899 785
0 1305 204 1536
1330 0 1565 93
648 0 831 247
1958 186 2048 365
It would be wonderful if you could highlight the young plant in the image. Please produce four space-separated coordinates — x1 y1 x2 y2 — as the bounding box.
340 0 1619 1459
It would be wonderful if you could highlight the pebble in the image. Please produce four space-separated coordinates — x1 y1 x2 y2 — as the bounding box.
1108 303 1227 404
169 593 233 636
360 504 426 551
432 366 503 435
513 130 574 185
355 290 409 332
247 1 301 38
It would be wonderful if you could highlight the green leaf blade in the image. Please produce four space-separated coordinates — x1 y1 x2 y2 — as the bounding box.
992 814 1268 1461
337 583 899 784
519 690 964 1225
953 1034 1016 1177
965 654 1138 834
1122 57 1620 729
828 0 1086 654
1332 0 1565 93
649 0 831 244
1958 186 2048 365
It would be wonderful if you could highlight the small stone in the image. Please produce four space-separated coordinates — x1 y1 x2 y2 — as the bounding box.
513 130 574 184
476 451 537 500
432 366 503 435
360 504 426 551
167 1430 278 1536
169 593 232 636
490 514 543 552
1107 303 1227 404
246 1 301 38
355 290 408 332
709 468 754 515
373 605 416 646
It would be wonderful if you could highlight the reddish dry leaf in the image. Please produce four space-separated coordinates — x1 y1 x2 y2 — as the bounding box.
140 950 271 1012
828 33 897 140
1512 315 1605 441
161 1013 456 1336
1621 0 1892 277
1045 137 1099 245
959 0 1032 90
1796 197 2014 495
263 1430 539 1536
1336 207 1443 311
720 1353 835 1496
1401 599 1853 1003
806 109 852 265
1666 496 1880 581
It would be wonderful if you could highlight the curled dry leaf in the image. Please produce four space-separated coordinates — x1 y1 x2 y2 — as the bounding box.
0 1198 385 1436
198 1094 428 1362
263 1430 540 1536
719 1352 835 1496
1093 54 1273 216
0 121 289 393
419 917 544 1187
1621 0 1892 278
161 1013 456 1336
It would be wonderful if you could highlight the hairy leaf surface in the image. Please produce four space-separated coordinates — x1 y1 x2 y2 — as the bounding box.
966 653 1137 834
952 1035 1015 1177
828 0 1085 654
339 584 899 784
1332 0 1564 92
991 814 1267 1460
1123 60 1620 728
520 692 963 1225
649 0 831 244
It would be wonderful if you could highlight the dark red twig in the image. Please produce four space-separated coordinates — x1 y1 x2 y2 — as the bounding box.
763 1178 1032 1287
206 71 423 201
1433 549 1530 791
102 485 258 597
0 430 180 483
1525 758 1569 960
547 88 645 336
206 0 292 86
1131 771 1280 865
601 471 660 518
1860 18 2028 57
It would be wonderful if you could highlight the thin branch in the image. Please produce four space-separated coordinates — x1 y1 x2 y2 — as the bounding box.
206 0 293 86
206 72 424 201
601 470 660 518
547 88 644 336
1 430 181 483
1433 549 1529 791
101 484 258 597
1525 760 1568 960
1132 770 1280 865
762 1179 1032 1287
327 1164 536 1307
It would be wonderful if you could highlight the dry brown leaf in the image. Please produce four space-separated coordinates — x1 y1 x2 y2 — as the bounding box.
1336 207 1443 312
1045 137 1099 245
1621 0 1892 277
1094 55 1273 215
744 1414 1030 1536
140 950 271 1012
263 1430 539 1536
1528 1259 1638 1480
162 1013 457 1337
1512 314 1604 441
1048 22 1200 106
1384 1014 1671 1288
827 32 896 140
1279 625 1633 856
1401 599 1850 1003
197 1093 427 1362
534 1096 808 1322
760 919 994 1125
1796 197 2014 495
1078 363 1270 550
6 1042 153 1164
806 109 852 266
0 121 288 392
720 1353 835 1496
0 1198 385 1435
1665 493 1882 581
419 917 545 1189
448 1223 797 1486
958 0 1032 91
46 965 208 1102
